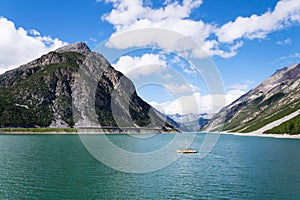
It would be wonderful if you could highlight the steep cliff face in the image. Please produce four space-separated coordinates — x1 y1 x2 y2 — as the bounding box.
0 42 176 131
204 63 300 133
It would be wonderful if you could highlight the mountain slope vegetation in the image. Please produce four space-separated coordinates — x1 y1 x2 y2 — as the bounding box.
204 63 300 134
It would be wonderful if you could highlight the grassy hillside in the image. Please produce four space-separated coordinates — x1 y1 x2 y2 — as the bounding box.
231 100 300 133
264 114 300 135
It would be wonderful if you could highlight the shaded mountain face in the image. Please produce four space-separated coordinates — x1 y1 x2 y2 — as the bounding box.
0 42 176 131
204 63 300 133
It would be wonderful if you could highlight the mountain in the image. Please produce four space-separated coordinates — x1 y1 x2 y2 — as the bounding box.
0 42 177 132
168 113 212 131
204 62 300 134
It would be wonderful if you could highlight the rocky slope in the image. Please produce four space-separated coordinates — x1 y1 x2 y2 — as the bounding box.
0 42 177 132
204 62 300 133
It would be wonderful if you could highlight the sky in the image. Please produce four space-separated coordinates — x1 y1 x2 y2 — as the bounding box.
0 0 300 115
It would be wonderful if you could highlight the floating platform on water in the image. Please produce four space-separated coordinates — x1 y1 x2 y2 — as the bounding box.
176 149 197 153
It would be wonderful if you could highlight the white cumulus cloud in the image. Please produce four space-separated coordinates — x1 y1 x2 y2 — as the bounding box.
0 17 67 74
216 0 300 43
101 0 300 59
98 0 300 115
164 83 199 94
101 0 243 58
149 89 246 115
112 53 167 78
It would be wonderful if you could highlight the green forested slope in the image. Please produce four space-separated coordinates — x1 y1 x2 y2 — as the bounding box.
264 114 300 135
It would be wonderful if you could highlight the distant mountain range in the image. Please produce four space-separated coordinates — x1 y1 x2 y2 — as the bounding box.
204 62 300 134
0 42 177 132
168 113 213 131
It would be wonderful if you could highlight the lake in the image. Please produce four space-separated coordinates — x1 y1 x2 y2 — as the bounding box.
0 133 300 199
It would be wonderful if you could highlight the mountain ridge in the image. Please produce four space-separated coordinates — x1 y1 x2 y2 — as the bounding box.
204 62 300 134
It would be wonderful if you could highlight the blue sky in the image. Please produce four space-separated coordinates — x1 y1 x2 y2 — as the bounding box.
0 0 300 114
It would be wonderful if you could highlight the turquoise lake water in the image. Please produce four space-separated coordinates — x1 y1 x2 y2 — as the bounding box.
0 133 300 199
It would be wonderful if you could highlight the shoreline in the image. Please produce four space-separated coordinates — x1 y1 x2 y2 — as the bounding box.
218 131 300 139
0 127 178 134
1 130 300 139
0 131 179 135
0 131 78 135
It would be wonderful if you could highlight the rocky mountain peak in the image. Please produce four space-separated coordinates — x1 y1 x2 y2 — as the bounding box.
0 42 177 132
267 63 300 84
55 42 91 55
251 63 300 98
